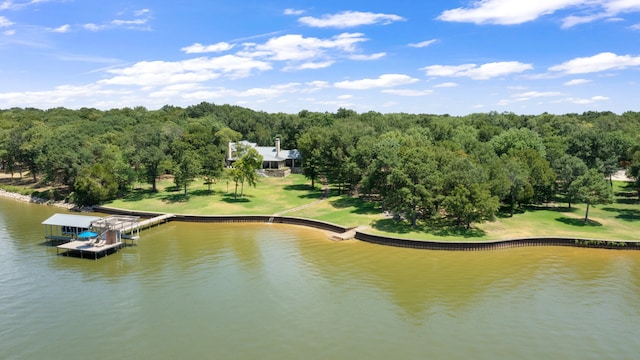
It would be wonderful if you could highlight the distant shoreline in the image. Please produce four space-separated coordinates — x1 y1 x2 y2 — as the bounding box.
0 188 76 210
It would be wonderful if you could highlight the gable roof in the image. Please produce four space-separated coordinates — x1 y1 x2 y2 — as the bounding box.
229 141 301 162
42 213 102 228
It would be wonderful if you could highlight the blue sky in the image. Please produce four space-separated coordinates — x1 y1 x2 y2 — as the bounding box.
1 0 639 115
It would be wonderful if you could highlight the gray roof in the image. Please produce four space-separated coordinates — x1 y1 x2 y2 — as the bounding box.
41 213 102 228
230 141 302 162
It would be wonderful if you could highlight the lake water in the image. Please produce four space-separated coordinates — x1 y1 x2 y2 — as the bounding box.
1 196 639 359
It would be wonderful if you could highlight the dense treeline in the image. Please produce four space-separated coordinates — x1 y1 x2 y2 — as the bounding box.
1 103 639 227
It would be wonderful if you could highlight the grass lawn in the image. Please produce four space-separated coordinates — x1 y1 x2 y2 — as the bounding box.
32 172 640 242
291 181 640 241
106 174 323 215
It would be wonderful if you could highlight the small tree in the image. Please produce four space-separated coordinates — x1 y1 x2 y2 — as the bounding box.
238 148 263 196
569 169 614 223
229 147 263 199
173 150 201 197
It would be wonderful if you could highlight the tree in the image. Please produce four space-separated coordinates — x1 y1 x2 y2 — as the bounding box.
626 146 640 201
385 146 440 226
495 155 530 217
230 147 263 199
229 167 243 199
553 154 587 208
510 149 556 204
444 184 499 229
298 127 329 189
73 163 119 206
173 150 202 196
569 169 614 223
237 147 263 196
132 124 170 192
490 127 546 158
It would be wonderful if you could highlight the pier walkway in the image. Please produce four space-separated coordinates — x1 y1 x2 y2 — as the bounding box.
124 213 174 233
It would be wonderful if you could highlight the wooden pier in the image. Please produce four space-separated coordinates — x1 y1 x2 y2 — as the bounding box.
131 213 174 231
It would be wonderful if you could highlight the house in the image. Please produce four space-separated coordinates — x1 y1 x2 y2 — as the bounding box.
227 138 302 177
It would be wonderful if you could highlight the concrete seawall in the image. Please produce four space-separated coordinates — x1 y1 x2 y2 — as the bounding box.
93 205 640 251
93 206 350 234
354 232 640 251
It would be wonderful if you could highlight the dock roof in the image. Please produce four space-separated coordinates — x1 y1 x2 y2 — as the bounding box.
41 214 102 228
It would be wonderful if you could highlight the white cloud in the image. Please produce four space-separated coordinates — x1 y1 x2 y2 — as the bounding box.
0 16 14 27
349 52 386 61
84 23 106 31
135 9 151 17
49 24 70 33
284 8 305 15
549 52 640 74
433 82 458 88
181 42 234 54
283 61 334 71
557 95 609 104
514 91 563 100
238 32 368 71
334 74 419 90
564 78 592 86
4 29 15 35
302 81 330 93
561 13 608 28
180 82 306 101
631 23 640 30
409 39 438 48
242 33 367 61
111 18 148 26
99 55 272 87
337 94 353 100
382 89 434 96
1 0 58 11
299 11 405 28
422 61 533 79
149 83 205 98
83 8 152 32
438 0 640 27
498 90 564 105
0 83 131 108
438 0 583 25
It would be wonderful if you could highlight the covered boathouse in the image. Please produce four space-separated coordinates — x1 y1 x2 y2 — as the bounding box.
42 213 141 259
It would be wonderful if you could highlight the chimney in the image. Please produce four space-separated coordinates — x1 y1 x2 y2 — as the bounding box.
275 138 281 158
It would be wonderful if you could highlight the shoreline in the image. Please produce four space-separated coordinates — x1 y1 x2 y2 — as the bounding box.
0 188 77 210
3 187 639 251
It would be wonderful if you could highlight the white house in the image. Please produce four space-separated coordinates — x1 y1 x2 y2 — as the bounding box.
227 138 302 177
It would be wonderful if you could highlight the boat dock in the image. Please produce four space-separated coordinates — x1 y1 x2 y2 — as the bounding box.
43 213 175 259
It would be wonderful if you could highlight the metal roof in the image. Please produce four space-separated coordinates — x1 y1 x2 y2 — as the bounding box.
41 213 102 228
229 141 302 162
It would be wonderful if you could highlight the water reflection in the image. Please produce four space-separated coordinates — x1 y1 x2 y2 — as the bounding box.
2 196 640 359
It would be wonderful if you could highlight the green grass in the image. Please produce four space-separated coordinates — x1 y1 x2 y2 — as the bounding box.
106 174 322 215
292 181 640 241
85 176 640 241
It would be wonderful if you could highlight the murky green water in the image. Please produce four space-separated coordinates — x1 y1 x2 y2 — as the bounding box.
1 196 639 359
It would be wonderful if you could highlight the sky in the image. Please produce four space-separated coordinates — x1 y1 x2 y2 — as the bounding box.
1 0 640 116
